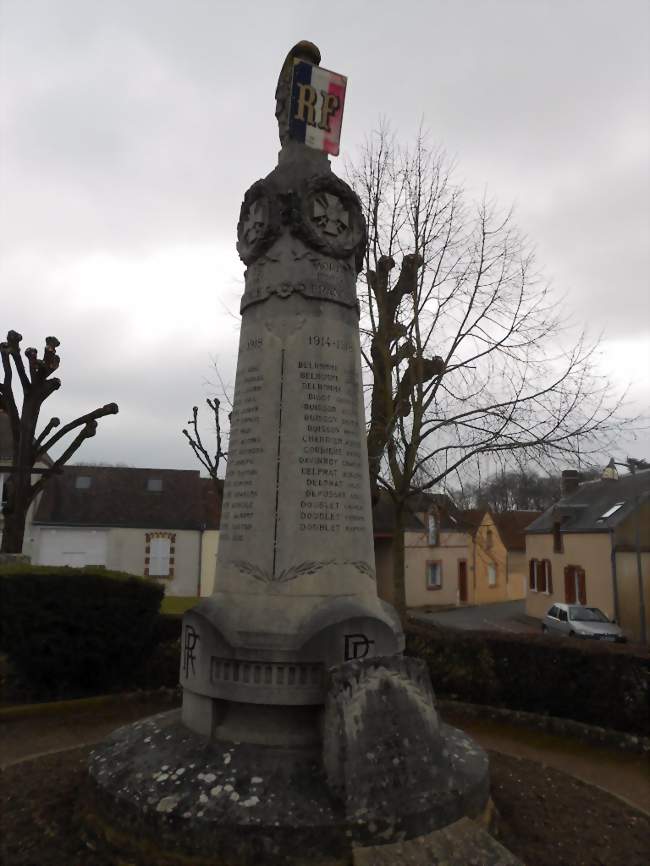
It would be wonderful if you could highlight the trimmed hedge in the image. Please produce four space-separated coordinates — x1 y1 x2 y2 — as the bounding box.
153 612 184 644
406 621 649 736
0 564 164 694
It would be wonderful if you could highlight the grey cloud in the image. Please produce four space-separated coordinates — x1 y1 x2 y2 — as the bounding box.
1 0 647 467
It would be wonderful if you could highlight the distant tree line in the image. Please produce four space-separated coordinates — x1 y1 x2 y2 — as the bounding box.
448 468 600 513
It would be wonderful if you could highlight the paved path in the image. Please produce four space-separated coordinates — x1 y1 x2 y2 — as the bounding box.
440 706 650 816
0 694 179 769
2 693 647 815
410 600 539 634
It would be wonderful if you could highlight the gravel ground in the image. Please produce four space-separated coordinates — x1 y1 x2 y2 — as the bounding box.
1 745 648 866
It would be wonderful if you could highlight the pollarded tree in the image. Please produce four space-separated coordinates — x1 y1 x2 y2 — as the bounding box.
348 127 628 616
182 396 228 492
0 330 118 554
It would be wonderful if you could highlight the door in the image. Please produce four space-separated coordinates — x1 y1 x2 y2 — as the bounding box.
458 560 468 603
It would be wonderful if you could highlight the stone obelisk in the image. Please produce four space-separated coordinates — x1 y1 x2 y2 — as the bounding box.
86 44 501 866
180 42 402 738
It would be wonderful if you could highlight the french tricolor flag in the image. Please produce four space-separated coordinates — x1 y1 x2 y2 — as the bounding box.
288 60 347 156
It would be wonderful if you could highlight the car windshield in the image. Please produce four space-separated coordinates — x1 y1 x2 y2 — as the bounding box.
568 607 609 623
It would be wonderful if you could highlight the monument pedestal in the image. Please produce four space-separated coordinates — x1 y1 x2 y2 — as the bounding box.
84 696 496 866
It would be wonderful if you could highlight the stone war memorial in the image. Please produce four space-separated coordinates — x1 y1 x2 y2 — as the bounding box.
85 42 521 866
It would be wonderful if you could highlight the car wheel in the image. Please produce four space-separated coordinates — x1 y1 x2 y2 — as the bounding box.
541 625 548 634
569 631 576 637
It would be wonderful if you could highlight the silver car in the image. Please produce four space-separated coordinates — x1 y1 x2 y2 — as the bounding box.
541 603 626 642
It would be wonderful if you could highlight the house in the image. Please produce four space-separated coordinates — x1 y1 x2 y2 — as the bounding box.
25 465 222 597
525 467 650 642
373 492 469 608
373 491 540 608
493 510 542 600
454 508 541 604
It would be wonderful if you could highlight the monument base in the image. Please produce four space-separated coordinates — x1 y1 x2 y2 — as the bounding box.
84 709 500 866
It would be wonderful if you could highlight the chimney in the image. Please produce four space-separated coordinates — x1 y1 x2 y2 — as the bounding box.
561 469 581 497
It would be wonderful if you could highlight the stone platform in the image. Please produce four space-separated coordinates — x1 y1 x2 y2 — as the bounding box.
85 709 493 866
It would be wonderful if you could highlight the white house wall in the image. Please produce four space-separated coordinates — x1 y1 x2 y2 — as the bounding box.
32 525 201 596
36 527 108 567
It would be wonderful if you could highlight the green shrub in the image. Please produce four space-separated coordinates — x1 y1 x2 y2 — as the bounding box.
153 612 183 644
406 622 649 736
0 564 164 695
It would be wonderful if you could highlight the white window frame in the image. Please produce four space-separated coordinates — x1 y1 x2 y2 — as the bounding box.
487 563 497 587
149 536 171 576
426 560 442 590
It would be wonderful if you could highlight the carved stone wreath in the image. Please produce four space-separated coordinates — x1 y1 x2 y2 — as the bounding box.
236 180 283 265
293 175 365 264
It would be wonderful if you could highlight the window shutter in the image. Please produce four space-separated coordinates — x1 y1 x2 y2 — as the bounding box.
564 566 576 604
529 559 535 590
577 569 587 605
545 560 553 594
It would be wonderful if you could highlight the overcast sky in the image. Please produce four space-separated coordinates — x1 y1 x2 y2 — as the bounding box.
1 0 648 475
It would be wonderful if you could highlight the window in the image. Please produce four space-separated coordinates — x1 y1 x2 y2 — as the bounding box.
553 521 563 553
542 559 553 594
147 478 163 492
149 537 171 576
599 502 625 520
487 563 497 586
144 531 176 579
558 608 568 622
0 474 8 508
427 513 438 546
529 558 552 593
564 565 586 605
548 606 559 619
486 529 494 550
75 476 91 490
426 561 442 590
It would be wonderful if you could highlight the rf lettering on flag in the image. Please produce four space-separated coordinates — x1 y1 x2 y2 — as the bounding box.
289 59 347 156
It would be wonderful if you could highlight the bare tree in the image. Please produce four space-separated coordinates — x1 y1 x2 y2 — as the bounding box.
348 126 629 617
450 468 603 513
182 398 228 488
0 330 118 554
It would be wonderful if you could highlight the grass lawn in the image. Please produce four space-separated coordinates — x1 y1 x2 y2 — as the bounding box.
160 596 198 614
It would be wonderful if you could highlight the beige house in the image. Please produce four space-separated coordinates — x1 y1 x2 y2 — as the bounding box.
26 466 222 597
525 467 650 642
373 492 539 608
374 493 470 608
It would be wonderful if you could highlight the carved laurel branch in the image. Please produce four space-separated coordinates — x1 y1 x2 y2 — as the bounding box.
231 559 375 584
232 559 334 584
344 560 376 581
